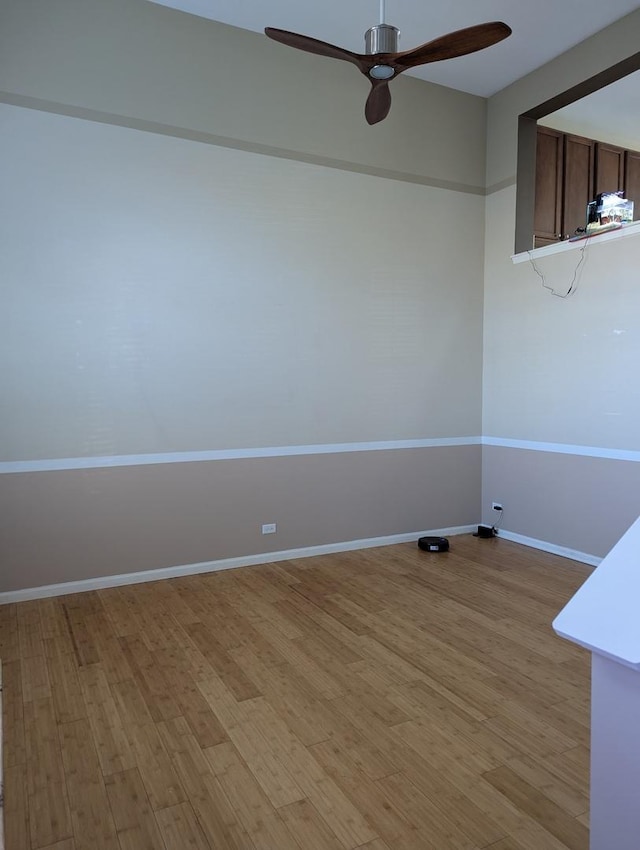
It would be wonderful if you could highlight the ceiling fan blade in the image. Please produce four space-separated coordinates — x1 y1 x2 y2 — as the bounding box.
365 81 392 125
395 22 511 69
265 28 362 68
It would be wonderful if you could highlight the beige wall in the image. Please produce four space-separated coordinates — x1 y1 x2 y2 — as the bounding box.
482 10 640 548
0 0 487 189
482 446 640 560
0 0 487 593
1 446 481 593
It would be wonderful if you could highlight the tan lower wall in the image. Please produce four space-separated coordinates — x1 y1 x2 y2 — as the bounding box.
0 445 480 593
482 445 640 559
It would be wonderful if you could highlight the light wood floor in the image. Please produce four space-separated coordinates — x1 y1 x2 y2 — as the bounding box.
1 535 592 850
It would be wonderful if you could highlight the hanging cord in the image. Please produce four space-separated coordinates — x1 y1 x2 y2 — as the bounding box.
380 0 386 24
528 239 590 298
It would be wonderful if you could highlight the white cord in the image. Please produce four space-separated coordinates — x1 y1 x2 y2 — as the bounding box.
528 239 589 298
380 0 386 25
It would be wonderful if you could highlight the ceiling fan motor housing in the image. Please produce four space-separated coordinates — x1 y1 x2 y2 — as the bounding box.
365 24 399 55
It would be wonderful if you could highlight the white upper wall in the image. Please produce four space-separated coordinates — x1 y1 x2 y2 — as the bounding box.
0 0 487 461
483 9 640 451
0 103 486 460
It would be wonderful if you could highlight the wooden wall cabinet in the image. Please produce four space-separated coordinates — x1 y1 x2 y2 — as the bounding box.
534 127 563 247
534 127 640 248
562 134 595 241
595 142 625 196
625 149 640 210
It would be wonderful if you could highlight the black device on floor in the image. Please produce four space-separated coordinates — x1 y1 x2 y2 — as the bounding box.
418 536 449 552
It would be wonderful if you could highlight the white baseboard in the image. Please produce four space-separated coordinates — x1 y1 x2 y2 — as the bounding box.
0 525 476 604
496 528 601 568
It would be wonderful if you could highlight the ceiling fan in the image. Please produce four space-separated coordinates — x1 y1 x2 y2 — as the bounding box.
265 1 511 125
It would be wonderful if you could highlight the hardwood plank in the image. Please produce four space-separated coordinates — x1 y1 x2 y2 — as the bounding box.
311 739 428 850
104 767 166 850
0 603 20 662
482 839 524 850
505 754 588 817
110 678 154 727
326 677 505 846
47 651 86 724
196 691 305 809
386 716 549 840
156 721 253 850
185 622 262 702
58 718 120 850
21 653 51 703
118 635 182 722
544 746 590 800
483 765 589 850
82 611 134 684
24 698 73 848
3 762 30 850
481 700 578 760
238 695 377 848
278 798 347 850
250 619 345 699
382 734 506 847
3 659 26 767
17 601 46 658
275 595 363 665
40 598 76 658
78 664 136 775
541 699 590 749
61 598 100 667
98 587 143 638
147 580 203 626
375 771 479 850
205 741 301 850
126 720 186 811
227 645 335 747
154 802 212 850
152 646 228 747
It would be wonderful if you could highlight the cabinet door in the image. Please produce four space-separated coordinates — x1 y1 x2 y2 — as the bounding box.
595 142 625 195
562 134 595 239
624 150 640 217
534 127 563 246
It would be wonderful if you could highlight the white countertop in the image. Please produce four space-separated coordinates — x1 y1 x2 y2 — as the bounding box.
553 515 640 669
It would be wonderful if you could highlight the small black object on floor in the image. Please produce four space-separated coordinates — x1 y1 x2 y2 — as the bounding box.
474 524 495 538
418 536 449 552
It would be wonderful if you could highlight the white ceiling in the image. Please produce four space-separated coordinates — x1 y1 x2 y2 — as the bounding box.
543 71 640 151
148 0 640 97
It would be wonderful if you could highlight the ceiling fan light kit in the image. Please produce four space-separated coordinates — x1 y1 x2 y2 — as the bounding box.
265 2 511 125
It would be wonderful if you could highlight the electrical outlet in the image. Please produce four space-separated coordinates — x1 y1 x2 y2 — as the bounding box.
492 502 503 512
261 523 277 535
